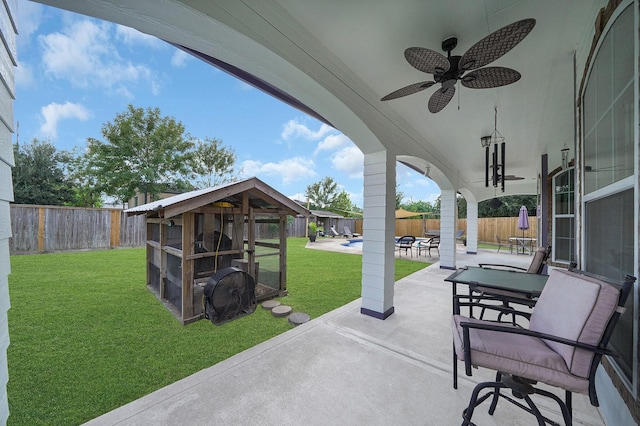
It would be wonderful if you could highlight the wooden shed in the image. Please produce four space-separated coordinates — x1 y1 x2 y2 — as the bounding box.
125 177 309 324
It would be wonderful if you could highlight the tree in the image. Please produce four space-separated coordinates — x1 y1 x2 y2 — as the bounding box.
12 138 73 205
400 200 438 216
478 195 536 218
331 190 361 217
190 137 239 188
305 177 339 209
65 148 103 207
86 105 194 204
304 177 361 215
395 185 405 210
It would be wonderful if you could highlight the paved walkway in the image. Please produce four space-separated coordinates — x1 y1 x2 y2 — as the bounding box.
85 243 604 426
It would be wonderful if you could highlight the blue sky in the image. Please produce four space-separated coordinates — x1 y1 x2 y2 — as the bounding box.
14 1 440 208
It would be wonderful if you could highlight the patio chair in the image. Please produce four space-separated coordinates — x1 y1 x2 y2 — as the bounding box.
417 236 439 257
329 226 340 238
343 226 361 238
495 234 513 253
474 246 551 322
452 268 635 426
478 245 550 274
395 235 415 257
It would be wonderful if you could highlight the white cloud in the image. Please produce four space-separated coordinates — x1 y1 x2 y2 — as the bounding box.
16 1 44 47
40 102 92 139
115 25 164 48
241 157 316 184
315 133 350 155
288 192 307 202
281 119 333 142
331 145 363 178
39 19 155 94
15 60 34 88
171 49 191 67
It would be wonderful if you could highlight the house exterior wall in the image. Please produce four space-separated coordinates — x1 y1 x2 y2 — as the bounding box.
0 0 16 422
572 0 638 422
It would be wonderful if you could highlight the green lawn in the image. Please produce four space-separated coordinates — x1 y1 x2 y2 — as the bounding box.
6 238 427 425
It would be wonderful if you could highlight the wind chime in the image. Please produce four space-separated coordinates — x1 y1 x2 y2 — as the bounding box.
481 107 506 192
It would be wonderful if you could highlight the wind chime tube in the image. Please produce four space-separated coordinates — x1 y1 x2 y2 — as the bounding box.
501 142 506 192
485 146 489 187
492 144 498 188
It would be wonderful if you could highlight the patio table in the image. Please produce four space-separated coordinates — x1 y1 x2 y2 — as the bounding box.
445 266 549 389
509 236 537 255
444 266 548 314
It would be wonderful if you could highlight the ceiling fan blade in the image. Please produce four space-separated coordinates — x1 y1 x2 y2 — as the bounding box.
405 47 450 74
461 67 521 88
459 18 536 71
428 86 455 113
381 81 435 101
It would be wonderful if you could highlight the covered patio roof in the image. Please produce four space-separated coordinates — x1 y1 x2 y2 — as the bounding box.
36 0 601 202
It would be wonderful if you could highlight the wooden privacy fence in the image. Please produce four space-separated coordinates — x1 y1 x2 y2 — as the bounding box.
354 216 537 244
9 205 535 254
10 205 145 254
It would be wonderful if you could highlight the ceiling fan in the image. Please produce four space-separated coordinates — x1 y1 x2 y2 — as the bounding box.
381 18 536 113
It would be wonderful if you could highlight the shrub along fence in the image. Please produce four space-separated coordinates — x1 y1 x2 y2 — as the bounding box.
9 205 536 254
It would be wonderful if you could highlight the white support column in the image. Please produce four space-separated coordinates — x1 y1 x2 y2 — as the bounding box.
466 201 478 254
439 189 457 269
360 150 395 319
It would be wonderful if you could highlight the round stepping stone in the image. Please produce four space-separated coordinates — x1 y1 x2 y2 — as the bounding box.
271 305 292 317
262 300 281 310
288 312 310 326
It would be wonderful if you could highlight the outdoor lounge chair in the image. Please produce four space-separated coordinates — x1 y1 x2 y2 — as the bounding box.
395 235 415 257
417 236 439 257
452 268 636 426
343 226 361 238
329 226 340 237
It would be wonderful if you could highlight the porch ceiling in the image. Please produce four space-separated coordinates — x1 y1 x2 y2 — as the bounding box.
36 0 605 201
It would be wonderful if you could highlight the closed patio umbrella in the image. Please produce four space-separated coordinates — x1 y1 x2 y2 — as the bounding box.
517 205 530 254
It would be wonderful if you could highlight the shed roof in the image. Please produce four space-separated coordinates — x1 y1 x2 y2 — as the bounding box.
125 177 310 218
310 210 344 219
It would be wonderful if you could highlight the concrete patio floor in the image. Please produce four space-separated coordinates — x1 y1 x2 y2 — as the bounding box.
85 240 605 425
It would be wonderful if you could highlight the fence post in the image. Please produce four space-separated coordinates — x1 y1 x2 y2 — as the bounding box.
110 210 121 248
37 207 45 252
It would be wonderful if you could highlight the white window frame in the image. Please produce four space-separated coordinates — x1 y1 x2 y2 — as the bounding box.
580 0 638 396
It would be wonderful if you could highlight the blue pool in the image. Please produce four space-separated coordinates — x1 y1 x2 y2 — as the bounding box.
341 238 363 249
341 237 427 249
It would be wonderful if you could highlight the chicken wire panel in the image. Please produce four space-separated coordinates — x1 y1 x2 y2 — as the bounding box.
148 262 160 292
255 252 280 290
164 252 182 314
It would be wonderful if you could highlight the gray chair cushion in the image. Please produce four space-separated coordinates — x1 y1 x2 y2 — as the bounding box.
452 315 590 393
529 269 619 378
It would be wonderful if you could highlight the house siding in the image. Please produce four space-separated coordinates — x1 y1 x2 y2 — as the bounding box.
0 0 16 422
